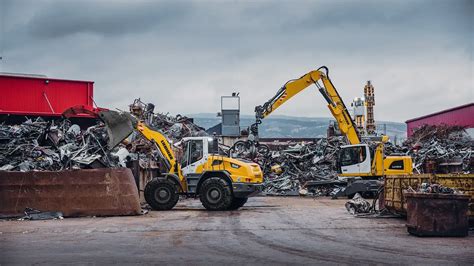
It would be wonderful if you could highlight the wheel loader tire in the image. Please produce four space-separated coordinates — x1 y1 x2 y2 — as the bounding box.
228 197 248 210
199 177 233 211
144 179 179 210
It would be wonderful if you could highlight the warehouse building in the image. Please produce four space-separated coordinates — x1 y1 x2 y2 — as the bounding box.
406 103 474 137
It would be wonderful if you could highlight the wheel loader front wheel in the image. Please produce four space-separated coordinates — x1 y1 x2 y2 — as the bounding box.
144 179 179 210
228 197 248 210
199 177 233 211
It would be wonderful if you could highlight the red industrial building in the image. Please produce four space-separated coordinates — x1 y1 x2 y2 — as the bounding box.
0 73 96 125
406 103 474 137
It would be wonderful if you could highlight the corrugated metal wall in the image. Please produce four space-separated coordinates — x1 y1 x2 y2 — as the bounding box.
0 75 94 116
406 103 474 137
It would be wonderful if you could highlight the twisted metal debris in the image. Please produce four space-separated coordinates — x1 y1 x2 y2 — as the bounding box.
386 125 473 173
405 182 461 194
129 98 207 143
0 118 121 171
345 193 372 214
235 137 348 195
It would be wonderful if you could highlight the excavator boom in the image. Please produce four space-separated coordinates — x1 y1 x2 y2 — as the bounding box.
252 66 360 144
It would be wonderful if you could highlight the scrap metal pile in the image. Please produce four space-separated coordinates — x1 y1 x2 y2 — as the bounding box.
127 99 208 173
0 118 121 171
129 99 207 143
405 182 461 194
387 125 473 173
241 137 348 195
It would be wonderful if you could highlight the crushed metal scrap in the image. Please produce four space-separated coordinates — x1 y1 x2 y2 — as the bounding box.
386 125 473 174
230 137 349 195
231 125 472 195
345 193 372 214
129 98 207 143
405 182 462 194
0 118 123 171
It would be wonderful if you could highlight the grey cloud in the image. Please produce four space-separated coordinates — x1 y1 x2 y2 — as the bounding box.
26 1 191 38
0 0 472 123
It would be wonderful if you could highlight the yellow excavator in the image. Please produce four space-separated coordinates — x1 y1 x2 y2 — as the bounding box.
64 105 263 211
250 66 412 196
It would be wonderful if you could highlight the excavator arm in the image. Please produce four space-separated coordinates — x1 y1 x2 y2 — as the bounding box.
251 66 360 144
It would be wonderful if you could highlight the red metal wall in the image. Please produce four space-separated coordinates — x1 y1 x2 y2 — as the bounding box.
406 103 474 137
0 74 94 116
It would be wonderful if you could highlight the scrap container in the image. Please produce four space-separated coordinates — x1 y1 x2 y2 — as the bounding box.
384 174 474 220
0 73 94 116
404 192 469 237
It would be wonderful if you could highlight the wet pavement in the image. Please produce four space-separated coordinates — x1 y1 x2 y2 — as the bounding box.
1 197 473 265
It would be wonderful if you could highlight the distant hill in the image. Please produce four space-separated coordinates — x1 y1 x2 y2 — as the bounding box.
188 113 407 142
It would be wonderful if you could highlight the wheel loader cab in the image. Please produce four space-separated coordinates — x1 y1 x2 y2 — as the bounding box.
180 137 211 176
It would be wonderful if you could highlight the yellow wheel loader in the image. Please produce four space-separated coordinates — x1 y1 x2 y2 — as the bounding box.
68 107 263 211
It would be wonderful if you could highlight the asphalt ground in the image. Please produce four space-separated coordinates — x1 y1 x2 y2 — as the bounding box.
1 197 473 265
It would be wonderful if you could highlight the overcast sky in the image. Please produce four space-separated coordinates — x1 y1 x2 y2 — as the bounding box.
0 0 472 122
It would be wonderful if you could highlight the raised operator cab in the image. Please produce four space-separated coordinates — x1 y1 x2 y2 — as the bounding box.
337 144 413 177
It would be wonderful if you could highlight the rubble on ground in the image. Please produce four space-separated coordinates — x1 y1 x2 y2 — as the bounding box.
0 118 121 171
345 193 372 214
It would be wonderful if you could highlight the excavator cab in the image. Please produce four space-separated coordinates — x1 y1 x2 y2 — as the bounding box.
337 144 372 175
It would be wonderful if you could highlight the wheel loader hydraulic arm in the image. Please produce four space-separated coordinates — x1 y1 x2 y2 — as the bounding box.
252 66 360 144
135 121 180 174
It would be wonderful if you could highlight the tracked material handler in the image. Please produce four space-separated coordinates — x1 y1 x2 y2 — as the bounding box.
250 66 413 197
64 105 263 211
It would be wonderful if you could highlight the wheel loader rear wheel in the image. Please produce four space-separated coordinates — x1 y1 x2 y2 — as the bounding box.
199 177 233 211
228 197 248 210
144 179 179 210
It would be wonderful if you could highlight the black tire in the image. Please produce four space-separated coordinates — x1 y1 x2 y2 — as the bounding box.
144 179 179 210
228 197 248 210
199 177 233 211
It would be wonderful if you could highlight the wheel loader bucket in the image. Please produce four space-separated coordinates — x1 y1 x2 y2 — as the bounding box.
98 110 136 149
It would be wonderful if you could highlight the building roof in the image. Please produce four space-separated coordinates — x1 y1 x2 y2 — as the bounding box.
405 102 474 123
0 72 94 83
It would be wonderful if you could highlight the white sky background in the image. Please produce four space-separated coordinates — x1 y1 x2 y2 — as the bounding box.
0 0 472 122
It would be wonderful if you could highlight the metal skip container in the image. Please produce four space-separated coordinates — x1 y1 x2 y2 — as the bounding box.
384 174 474 220
404 192 470 237
0 168 141 217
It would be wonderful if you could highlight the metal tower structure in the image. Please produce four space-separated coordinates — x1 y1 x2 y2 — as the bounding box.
364 80 376 135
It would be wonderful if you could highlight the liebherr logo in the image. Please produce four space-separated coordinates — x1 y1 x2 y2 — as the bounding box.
161 140 174 160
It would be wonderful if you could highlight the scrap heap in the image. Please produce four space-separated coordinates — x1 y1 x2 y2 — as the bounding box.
387 125 473 173
237 137 348 195
127 99 208 174
129 99 207 143
0 118 121 171
151 113 207 143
